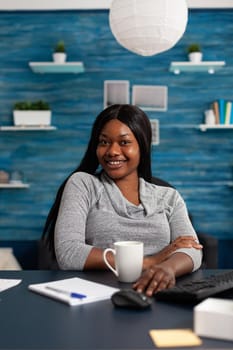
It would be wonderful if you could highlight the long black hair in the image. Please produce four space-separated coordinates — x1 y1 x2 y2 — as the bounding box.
42 104 152 256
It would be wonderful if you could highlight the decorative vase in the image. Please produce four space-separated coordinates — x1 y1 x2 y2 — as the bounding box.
52 52 67 63
13 110 52 126
204 109 216 125
188 52 203 63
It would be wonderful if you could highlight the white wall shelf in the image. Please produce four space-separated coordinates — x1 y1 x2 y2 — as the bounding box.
132 85 168 111
170 61 225 74
29 62 85 74
198 124 233 131
0 125 57 131
0 183 30 189
103 80 130 108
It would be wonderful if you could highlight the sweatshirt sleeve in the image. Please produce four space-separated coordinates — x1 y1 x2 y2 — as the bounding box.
54 173 95 270
168 191 203 271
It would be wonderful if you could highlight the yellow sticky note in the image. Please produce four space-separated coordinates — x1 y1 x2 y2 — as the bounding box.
149 329 202 348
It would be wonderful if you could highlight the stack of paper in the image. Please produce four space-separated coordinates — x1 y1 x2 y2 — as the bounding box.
28 277 119 306
0 279 22 292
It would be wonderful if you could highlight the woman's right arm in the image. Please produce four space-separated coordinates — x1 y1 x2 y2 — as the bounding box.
84 236 202 271
83 247 114 270
55 174 97 270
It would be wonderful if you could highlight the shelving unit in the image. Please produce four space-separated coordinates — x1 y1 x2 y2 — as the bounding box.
132 85 167 111
169 61 225 74
29 62 85 74
198 124 233 132
0 183 30 189
0 125 57 131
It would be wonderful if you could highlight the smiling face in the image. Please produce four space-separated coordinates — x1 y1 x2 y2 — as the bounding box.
96 119 140 181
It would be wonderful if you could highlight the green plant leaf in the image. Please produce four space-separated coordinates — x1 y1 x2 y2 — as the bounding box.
13 100 50 111
187 43 201 53
54 40 65 53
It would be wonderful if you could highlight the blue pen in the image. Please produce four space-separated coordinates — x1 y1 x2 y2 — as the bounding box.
46 286 87 299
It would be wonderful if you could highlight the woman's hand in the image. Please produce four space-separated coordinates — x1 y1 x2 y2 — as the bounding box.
135 242 199 296
169 236 203 250
143 235 203 270
133 265 176 297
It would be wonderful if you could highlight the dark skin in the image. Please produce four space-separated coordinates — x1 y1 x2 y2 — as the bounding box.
84 236 202 270
84 237 202 296
84 119 203 296
133 253 194 296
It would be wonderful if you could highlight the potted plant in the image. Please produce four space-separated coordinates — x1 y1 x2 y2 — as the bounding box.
13 100 52 126
53 40 67 63
187 43 203 63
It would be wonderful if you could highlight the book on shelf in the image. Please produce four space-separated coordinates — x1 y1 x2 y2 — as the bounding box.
212 99 233 125
218 99 225 124
225 101 232 124
212 101 220 124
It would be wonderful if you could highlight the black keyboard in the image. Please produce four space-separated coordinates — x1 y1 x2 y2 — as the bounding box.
155 270 233 304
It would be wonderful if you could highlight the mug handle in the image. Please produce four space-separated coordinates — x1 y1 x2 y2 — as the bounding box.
103 248 118 277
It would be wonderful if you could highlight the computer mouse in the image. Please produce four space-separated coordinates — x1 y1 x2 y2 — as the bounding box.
111 289 152 310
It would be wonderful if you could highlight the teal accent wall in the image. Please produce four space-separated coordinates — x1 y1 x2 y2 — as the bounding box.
0 10 232 266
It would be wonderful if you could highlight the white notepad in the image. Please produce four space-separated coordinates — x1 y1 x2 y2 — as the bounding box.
0 279 22 292
28 277 119 306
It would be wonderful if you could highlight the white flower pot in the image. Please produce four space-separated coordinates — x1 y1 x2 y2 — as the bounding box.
188 52 203 63
13 110 52 126
52 52 67 63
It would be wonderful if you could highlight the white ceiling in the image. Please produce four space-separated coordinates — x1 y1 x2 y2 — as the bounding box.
0 0 233 10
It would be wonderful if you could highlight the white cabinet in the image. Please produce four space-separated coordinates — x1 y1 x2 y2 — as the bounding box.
103 80 130 108
132 85 167 111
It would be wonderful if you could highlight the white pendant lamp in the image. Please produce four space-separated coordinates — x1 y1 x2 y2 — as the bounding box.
109 0 188 56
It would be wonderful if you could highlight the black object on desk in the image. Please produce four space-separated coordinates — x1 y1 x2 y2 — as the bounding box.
0 269 233 350
111 289 152 309
155 269 233 304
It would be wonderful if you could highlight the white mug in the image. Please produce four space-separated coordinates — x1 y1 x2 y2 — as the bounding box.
103 241 143 283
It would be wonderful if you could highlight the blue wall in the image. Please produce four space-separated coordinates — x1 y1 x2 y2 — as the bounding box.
0 10 232 267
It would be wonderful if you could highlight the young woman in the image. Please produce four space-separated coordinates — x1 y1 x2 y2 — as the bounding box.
42 104 202 296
